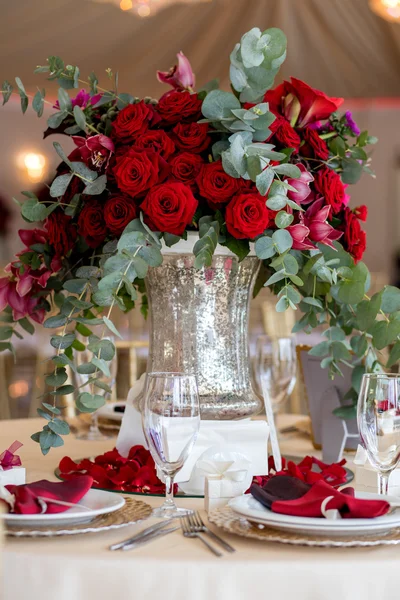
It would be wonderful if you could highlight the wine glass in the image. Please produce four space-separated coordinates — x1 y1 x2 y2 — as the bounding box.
357 373 400 495
254 335 297 414
142 372 200 518
75 335 117 441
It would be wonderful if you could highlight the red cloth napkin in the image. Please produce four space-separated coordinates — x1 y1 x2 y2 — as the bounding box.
251 477 390 519
4 476 93 514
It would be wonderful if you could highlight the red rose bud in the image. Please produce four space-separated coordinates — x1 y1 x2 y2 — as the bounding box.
113 149 169 198
172 122 211 154
157 51 195 92
265 78 343 127
135 130 176 160
169 152 204 186
70 134 114 172
269 115 301 151
141 182 198 236
104 194 138 236
156 90 202 125
45 211 77 256
354 205 368 222
314 166 346 215
342 207 367 263
197 160 243 210
300 127 329 161
78 200 107 248
112 101 159 143
225 192 271 240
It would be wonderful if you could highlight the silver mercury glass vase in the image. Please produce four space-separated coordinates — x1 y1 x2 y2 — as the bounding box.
144 233 262 420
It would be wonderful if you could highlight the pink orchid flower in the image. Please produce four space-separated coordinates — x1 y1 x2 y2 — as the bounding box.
157 52 195 92
70 134 114 172
0 279 46 324
288 199 343 250
286 164 314 204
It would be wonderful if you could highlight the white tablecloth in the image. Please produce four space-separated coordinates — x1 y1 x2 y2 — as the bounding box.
1 416 396 600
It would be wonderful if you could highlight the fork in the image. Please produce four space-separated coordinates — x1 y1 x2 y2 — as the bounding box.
188 511 235 553
180 515 222 557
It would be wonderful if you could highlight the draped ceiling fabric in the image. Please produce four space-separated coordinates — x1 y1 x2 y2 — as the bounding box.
0 0 400 99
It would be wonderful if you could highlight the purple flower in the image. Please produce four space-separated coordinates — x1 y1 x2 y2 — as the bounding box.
157 52 195 91
344 111 360 136
54 89 102 110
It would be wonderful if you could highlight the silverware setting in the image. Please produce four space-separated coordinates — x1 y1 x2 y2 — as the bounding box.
110 510 235 555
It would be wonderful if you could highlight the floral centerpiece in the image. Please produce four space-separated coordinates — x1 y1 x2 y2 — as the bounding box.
1 27 398 454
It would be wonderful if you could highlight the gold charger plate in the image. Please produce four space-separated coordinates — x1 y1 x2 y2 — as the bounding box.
6 497 152 538
208 506 400 548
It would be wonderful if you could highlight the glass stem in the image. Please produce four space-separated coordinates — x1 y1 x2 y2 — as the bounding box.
164 475 175 507
378 472 390 495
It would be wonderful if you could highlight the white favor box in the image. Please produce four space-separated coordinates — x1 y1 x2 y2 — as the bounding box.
204 478 236 512
0 467 26 487
355 463 400 496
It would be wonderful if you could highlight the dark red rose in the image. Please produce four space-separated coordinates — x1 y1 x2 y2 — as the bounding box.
113 149 169 198
169 152 204 185
354 205 368 222
69 134 114 171
78 201 107 248
141 182 198 236
104 194 138 236
314 166 346 215
300 127 329 160
197 160 242 210
45 211 77 256
112 101 158 143
342 207 367 263
172 122 211 153
156 91 202 125
265 78 343 127
135 130 176 160
225 192 271 239
269 115 301 151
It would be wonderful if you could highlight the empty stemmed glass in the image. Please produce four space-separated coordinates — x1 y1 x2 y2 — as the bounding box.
254 335 297 414
358 373 400 495
142 372 200 518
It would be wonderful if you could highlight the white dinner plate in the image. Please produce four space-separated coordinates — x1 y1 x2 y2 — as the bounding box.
3 489 125 527
229 493 400 536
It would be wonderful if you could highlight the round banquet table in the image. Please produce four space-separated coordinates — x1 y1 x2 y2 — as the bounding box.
1 416 397 600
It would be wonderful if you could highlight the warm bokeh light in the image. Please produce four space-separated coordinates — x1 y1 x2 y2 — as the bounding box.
137 4 151 16
8 380 29 399
16 151 47 181
370 0 400 21
90 0 211 17
120 0 133 9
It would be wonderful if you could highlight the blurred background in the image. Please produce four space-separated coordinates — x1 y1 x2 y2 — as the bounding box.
0 0 399 422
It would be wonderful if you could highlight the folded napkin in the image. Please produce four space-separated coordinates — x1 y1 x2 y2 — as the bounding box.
2 476 93 514
250 476 390 519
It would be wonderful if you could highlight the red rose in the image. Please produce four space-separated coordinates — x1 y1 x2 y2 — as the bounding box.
197 160 241 210
342 207 367 263
169 153 204 185
104 194 138 236
45 211 77 256
354 205 368 222
112 101 158 143
141 182 198 236
113 149 169 198
135 130 176 160
78 201 107 248
314 166 346 215
156 91 202 125
265 78 343 127
172 122 211 153
269 115 301 151
300 128 329 160
225 192 271 239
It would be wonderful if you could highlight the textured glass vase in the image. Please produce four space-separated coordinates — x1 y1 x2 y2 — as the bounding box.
145 237 262 420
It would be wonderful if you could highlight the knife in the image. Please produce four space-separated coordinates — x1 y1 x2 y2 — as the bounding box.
121 526 179 551
109 518 175 551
